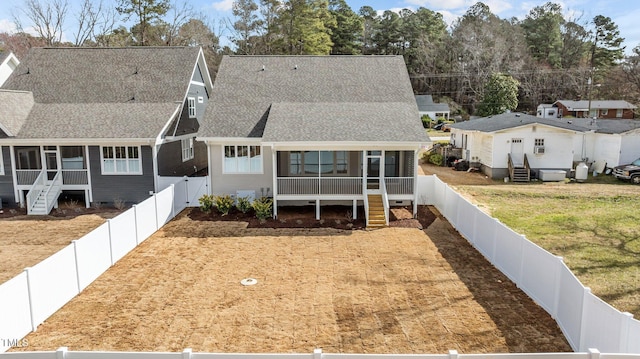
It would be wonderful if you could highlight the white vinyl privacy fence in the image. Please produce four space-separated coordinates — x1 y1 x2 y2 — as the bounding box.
416 175 640 354
0 178 207 353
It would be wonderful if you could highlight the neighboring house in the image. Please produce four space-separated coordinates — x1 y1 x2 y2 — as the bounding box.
450 113 640 180
197 55 429 226
0 47 212 214
554 100 636 119
415 95 450 120
536 103 559 118
0 51 19 86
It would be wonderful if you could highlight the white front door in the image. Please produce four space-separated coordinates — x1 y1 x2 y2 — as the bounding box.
510 138 524 166
42 146 60 181
366 151 383 191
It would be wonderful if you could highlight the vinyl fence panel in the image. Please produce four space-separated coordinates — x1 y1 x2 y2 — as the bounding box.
443 187 459 226
155 187 174 227
185 177 209 207
580 291 628 352
416 175 435 205
473 211 498 261
492 224 524 284
556 266 587 350
432 176 447 212
519 240 563 315
27 244 79 328
173 179 189 214
0 272 32 352
108 209 138 263
456 198 477 242
73 223 111 290
135 197 158 241
627 319 640 353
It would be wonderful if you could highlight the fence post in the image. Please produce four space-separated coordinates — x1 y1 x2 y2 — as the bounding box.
550 256 564 319
107 219 115 266
588 348 600 359
56 347 68 359
23 267 36 332
154 193 159 230
517 234 526 287
448 349 459 359
619 312 634 352
579 287 592 351
184 176 189 207
72 240 81 293
170 183 176 219
133 205 140 245
490 219 499 262
313 348 323 359
182 348 193 359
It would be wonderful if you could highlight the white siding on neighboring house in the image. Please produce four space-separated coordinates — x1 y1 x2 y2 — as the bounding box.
619 130 640 165
592 134 622 167
209 144 274 198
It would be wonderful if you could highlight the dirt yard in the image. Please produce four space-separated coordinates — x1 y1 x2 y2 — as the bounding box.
0 209 121 283
12 207 571 354
419 162 497 186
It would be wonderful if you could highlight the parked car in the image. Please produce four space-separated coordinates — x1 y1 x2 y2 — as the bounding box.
613 158 640 184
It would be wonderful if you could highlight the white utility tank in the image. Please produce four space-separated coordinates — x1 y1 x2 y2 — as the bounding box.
575 162 589 182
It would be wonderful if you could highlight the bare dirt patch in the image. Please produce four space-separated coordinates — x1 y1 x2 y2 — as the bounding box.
0 209 121 283
13 207 571 354
419 162 497 186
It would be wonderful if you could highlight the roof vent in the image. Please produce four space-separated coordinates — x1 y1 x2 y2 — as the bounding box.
261 65 265 71
294 64 298 70
515 113 521 117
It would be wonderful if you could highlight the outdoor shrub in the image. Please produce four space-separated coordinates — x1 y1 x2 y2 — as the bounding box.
421 114 432 128
198 194 215 213
252 197 273 221
429 153 444 166
214 194 234 216
236 196 252 213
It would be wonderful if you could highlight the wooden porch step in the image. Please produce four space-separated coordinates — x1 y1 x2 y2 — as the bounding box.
367 194 387 229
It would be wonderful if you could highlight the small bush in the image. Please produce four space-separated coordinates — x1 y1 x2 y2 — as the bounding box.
113 198 127 210
429 153 444 166
421 114 433 128
252 197 273 221
236 196 252 213
214 194 234 216
198 194 215 213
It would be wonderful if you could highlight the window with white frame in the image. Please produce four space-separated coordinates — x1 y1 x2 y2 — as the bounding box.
181 138 194 162
289 151 349 176
188 97 196 118
223 145 262 173
101 146 142 174
616 109 623 118
534 138 544 147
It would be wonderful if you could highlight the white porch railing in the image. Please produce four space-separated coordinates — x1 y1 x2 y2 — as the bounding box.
380 178 390 226
26 170 47 211
277 177 363 195
26 170 63 215
384 177 414 195
16 169 41 185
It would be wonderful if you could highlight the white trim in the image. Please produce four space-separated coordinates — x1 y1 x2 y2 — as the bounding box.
0 138 154 146
85 145 93 203
190 80 205 86
0 146 4 176
188 97 196 118
181 137 194 162
9 146 19 204
100 145 143 175
0 122 13 137
198 137 424 150
157 105 182 144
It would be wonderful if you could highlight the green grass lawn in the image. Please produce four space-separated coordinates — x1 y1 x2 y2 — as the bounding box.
459 179 640 318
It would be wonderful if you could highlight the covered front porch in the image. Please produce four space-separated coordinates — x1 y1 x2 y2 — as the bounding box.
272 149 418 227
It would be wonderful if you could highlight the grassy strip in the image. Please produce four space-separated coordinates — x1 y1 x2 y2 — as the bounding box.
460 182 640 318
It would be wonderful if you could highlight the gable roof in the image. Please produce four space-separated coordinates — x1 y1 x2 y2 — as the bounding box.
450 112 591 133
554 100 637 111
0 47 204 140
200 55 427 143
415 95 450 113
0 90 34 136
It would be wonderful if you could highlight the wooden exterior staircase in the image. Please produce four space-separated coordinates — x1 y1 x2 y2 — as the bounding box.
366 194 387 229
508 153 531 182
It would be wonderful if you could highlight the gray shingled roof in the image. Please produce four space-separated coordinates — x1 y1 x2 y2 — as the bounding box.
17 103 179 139
3 47 199 104
263 102 426 142
0 47 200 139
0 90 34 136
555 100 637 110
200 55 428 143
591 119 640 134
0 52 9 64
415 95 449 113
450 112 592 132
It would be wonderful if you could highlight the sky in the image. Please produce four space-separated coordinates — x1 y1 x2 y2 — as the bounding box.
0 0 638 54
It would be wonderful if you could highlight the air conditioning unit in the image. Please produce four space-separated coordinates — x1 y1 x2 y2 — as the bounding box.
534 146 545 154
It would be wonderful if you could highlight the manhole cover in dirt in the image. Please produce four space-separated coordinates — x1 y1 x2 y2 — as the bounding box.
240 278 258 286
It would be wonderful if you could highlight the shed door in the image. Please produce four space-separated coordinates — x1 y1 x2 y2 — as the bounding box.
510 138 524 167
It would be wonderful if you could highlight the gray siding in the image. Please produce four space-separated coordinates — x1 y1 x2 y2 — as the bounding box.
0 146 15 206
157 139 207 176
89 145 154 204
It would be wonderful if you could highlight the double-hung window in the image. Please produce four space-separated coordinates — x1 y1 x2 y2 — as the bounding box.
223 145 262 173
188 97 196 118
101 146 142 174
181 138 194 162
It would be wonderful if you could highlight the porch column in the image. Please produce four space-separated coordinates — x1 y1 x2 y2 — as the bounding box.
9 146 20 205
352 199 357 220
271 146 278 219
316 199 320 220
85 145 93 206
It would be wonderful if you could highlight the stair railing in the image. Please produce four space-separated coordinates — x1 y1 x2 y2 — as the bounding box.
524 154 531 181
508 153 515 181
380 178 390 226
26 169 47 215
363 179 370 228
43 171 63 214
